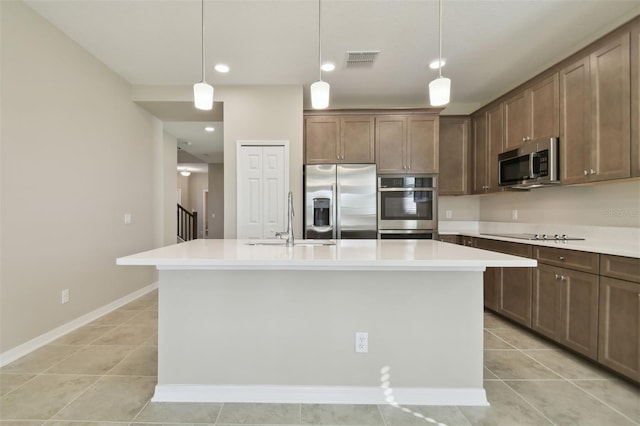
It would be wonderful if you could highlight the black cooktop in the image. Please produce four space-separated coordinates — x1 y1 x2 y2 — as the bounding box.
482 233 585 241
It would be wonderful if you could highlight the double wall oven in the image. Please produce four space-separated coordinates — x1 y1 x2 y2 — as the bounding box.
377 175 437 239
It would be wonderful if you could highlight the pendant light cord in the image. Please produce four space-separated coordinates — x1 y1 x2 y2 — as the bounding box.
438 0 443 78
201 0 206 82
318 0 322 82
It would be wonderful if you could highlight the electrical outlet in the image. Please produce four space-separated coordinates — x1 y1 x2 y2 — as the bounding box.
511 209 518 221
445 210 452 219
355 332 368 353
61 289 69 304
124 213 132 225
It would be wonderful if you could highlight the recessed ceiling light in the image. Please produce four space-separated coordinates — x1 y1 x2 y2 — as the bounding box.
215 64 230 73
204 126 215 132
429 59 446 70
321 62 335 72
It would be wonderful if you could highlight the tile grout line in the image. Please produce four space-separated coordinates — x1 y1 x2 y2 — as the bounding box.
130 398 152 424
565 379 640 425
213 401 224 424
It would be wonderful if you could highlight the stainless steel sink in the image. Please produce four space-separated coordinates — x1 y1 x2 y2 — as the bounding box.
246 240 336 247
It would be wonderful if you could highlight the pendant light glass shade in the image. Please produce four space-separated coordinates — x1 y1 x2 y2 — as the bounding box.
194 81 214 110
311 80 330 109
429 76 451 106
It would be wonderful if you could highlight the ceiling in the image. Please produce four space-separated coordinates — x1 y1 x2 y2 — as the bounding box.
24 0 639 166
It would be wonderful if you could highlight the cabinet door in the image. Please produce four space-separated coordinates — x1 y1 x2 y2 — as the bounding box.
598 277 640 381
530 73 560 140
376 116 407 174
504 91 529 150
484 267 501 312
590 33 631 182
407 115 438 173
532 264 562 341
305 117 340 164
560 56 591 184
486 104 504 193
560 268 599 359
341 116 375 163
439 117 470 195
472 112 488 194
500 267 533 327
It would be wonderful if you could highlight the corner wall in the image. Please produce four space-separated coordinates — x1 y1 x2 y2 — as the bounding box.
0 1 160 353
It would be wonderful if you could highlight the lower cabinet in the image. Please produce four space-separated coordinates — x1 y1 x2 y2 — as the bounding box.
598 277 640 381
438 235 460 244
533 264 599 359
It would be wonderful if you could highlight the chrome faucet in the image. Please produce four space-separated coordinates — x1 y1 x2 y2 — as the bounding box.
276 191 294 247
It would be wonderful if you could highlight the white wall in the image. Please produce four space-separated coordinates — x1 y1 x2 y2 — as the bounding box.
159 132 177 246
208 163 224 239
0 1 160 353
479 179 640 227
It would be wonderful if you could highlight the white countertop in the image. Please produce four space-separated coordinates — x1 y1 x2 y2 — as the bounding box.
439 231 640 258
116 239 537 271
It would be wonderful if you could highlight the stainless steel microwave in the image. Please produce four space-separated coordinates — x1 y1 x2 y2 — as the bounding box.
498 138 559 189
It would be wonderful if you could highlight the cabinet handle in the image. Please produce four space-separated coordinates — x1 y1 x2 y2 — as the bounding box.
522 137 526 142
583 170 588 176
560 275 567 281
554 273 560 280
559 256 565 261
590 169 596 175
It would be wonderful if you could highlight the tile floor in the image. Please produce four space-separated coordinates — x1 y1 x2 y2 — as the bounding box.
1 290 638 426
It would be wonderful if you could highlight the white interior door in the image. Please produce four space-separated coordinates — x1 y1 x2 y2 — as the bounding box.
237 144 287 239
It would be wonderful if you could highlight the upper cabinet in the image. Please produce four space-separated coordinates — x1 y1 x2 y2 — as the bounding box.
376 114 439 174
304 115 374 164
504 74 560 150
439 117 470 195
471 104 503 194
560 33 631 184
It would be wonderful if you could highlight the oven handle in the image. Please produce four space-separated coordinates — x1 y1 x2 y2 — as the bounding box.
378 187 434 192
378 229 435 234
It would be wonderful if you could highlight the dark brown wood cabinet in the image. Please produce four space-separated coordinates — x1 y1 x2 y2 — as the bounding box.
439 117 470 195
560 33 632 184
476 238 533 326
504 73 559 150
598 254 640 381
438 234 460 244
471 104 502 194
304 115 374 164
376 114 438 174
533 262 599 359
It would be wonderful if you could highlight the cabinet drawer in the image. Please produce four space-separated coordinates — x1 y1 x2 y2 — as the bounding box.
475 238 532 257
600 255 640 283
439 235 460 244
535 246 599 273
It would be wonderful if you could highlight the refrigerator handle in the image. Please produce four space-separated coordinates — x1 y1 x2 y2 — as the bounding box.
335 182 341 239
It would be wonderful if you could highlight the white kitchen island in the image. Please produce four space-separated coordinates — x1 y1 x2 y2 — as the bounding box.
117 239 536 406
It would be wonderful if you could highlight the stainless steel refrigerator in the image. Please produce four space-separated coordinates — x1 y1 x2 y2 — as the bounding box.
304 164 377 239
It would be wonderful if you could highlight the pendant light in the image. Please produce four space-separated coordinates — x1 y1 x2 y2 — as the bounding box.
193 0 213 110
310 0 329 109
429 0 451 107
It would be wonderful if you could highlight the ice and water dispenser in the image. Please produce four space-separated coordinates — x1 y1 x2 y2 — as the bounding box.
313 198 330 227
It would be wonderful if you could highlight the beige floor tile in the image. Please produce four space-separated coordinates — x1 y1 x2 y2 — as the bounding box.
488 328 555 350
217 403 300 424
301 404 383 425
483 330 515 349
0 375 98 420
0 374 35 397
523 350 614 380
458 381 552 425
45 422 129 426
52 376 156 422
49 326 115 346
483 367 498 380
90 326 156 346
379 404 470 425
108 346 157 376
134 402 222 423
484 350 561 380
45 346 136 375
507 380 637 425
571 379 640 422
119 297 156 312
0 346 79 374
0 421 45 426
89 310 138 327
483 313 517 329
141 333 157 348
124 311 158 329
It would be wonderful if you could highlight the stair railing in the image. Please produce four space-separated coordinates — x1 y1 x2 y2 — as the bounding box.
177 204 198 241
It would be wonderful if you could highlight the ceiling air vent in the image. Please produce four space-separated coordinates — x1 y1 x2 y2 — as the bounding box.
346 50 380 67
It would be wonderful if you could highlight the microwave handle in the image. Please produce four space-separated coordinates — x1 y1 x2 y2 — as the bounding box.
529 152 538 179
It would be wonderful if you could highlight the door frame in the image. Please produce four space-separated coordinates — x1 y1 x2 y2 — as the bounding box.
236 140 290 237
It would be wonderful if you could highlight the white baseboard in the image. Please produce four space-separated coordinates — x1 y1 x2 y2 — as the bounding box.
0 282 158 367
151 384 489 406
